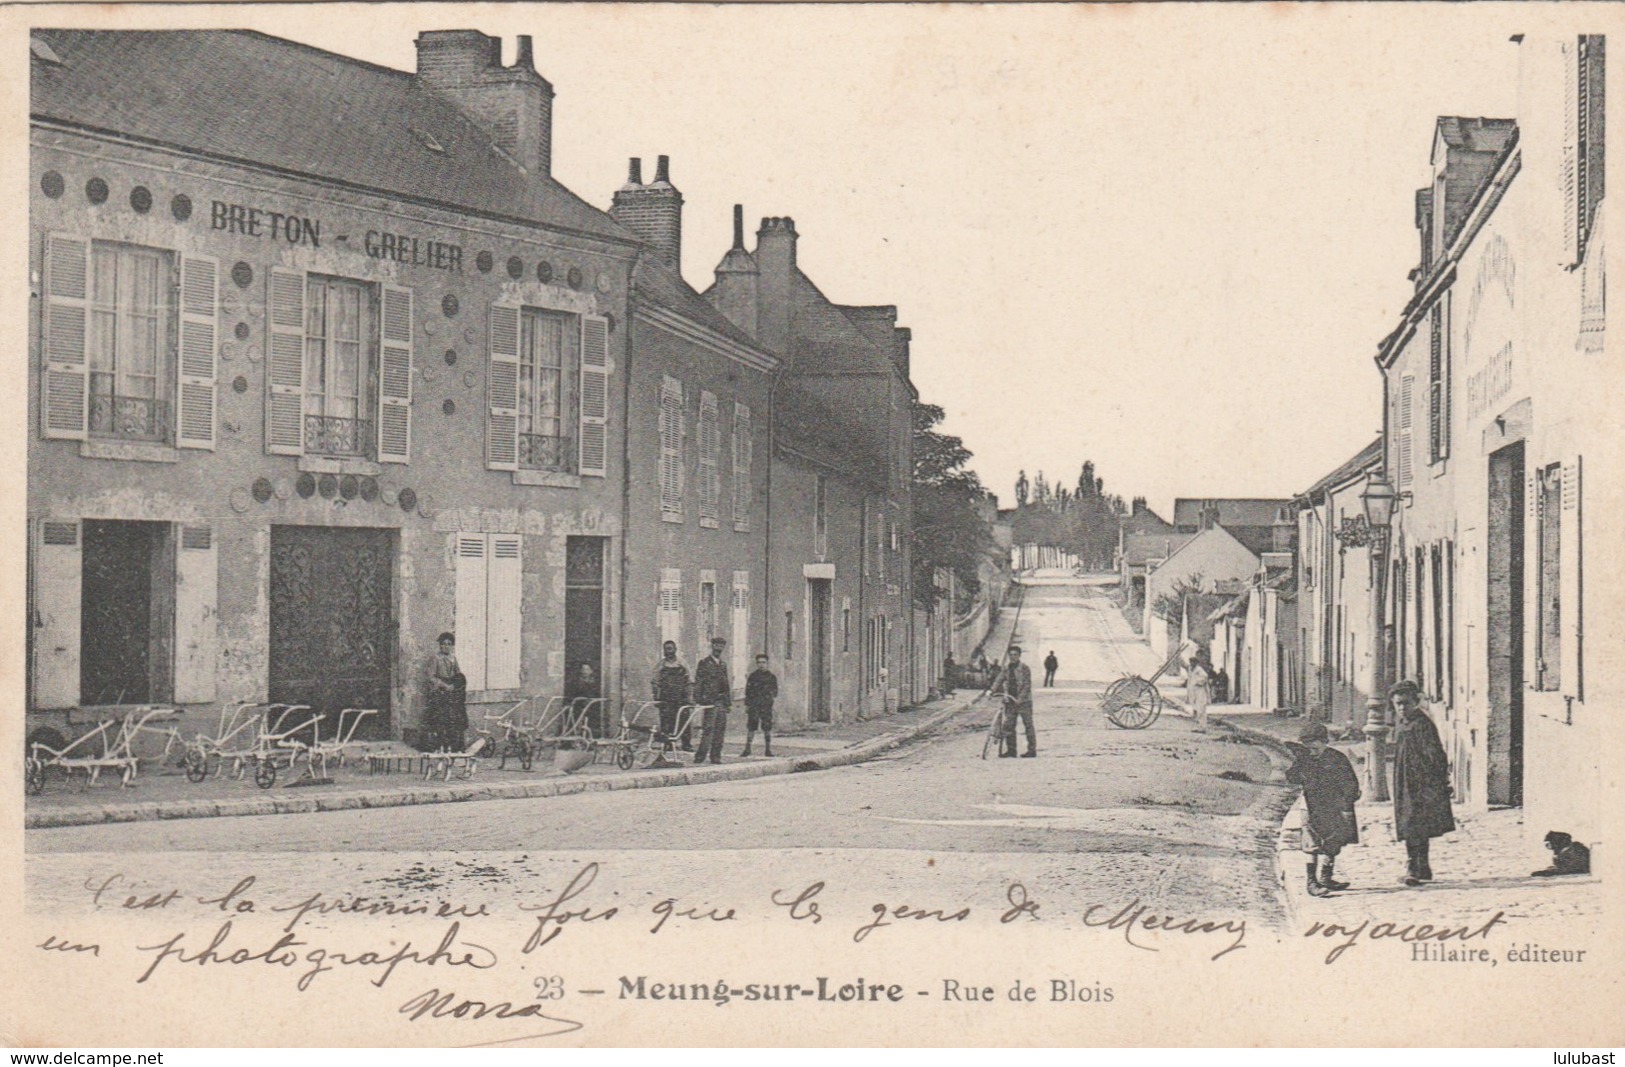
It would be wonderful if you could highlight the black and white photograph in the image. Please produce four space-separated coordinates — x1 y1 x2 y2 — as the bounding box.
7 1 1621 1048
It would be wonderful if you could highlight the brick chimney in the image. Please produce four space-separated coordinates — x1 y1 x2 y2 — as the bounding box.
610 155 683 270
415 30 554 176
710 204 759 338
755 216 798 355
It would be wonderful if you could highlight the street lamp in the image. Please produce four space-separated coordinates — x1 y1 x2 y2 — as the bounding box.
1359 474 1397 802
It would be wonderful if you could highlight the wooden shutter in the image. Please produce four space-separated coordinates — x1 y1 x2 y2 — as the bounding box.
455 534 489 692
42 234 90 440
731 570 750 685
733 402 752 531
173 524 218 702
698 391 720 525
659 376 684 519
266 268 306 455
486 534 522 690
1397 375 1415 488
488 304 520 471
579 314 610 477
1561 457 1583 701
1564 39 1580 263
176 255 219 450
377 283 413 464
33 519 81 708
659 568 683 647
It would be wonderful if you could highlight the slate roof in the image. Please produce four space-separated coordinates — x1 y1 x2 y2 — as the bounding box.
1172 498 1293 530
1299 438 1383 504
1436 117 1518 155
1120 506 1174 536
1120 532 1196 567
31 30 635 243
633 254 766 351
774 379 888 489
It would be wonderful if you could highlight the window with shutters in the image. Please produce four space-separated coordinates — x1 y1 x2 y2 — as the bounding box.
267 270 411 462
453 533 523 692
43 235 219 452
1572 36 1607 264
698 391 720 527
659 377 685 521
1397 374 1415 489
487 306 607 479
659 569 683 647
732 403 752 531
1428 297 1450 464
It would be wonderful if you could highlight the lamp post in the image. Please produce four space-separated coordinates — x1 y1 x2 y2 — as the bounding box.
1359 475 1398 802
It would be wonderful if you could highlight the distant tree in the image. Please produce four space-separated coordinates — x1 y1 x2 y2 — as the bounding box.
1014 470 1029 508
912 402 997 610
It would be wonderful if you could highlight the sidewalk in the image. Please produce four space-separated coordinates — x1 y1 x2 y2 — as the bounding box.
25 695 980 831
1214 708 1606 935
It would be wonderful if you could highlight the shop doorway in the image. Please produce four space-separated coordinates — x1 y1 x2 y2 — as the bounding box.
564 537 606 686
268 526 394 738
1486 442 1524 806
81 520 173 706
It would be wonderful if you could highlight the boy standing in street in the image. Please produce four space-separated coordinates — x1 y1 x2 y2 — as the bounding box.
742 653 779 758
1286 722 1362 896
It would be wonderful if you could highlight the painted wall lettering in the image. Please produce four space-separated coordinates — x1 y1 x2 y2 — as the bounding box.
364 230 464 273
210 200 321 247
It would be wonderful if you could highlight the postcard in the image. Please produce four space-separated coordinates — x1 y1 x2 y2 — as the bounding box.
6 1 1621 1048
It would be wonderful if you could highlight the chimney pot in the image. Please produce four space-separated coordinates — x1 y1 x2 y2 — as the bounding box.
514 35 534 70
732 204 745 250
654 155 671 183
627 157 643 185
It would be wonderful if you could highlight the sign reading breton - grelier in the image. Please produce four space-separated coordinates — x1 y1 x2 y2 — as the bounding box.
209 197 466 271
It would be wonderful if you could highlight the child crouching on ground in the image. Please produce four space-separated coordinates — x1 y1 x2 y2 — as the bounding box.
1286 722 1362 897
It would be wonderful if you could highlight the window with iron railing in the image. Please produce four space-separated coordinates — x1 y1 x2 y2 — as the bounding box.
519 308 576 472
89 243 172 443
303 275 376 458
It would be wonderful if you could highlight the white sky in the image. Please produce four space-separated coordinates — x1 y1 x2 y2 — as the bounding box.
227 5 1543 515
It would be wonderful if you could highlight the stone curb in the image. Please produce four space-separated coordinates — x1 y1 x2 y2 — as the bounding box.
26 698 979 831
1208 715 1311 930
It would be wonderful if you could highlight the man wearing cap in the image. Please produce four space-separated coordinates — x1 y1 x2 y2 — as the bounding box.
692 636 733 765
992 645 1037 758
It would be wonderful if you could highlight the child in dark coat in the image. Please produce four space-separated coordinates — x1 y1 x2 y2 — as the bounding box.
1286 722 1362 896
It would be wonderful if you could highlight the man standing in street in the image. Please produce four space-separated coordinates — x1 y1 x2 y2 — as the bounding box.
650 640 692 752
742 653 779 758
993 645 1037 758
1043 650 1059 687
693 636 732 765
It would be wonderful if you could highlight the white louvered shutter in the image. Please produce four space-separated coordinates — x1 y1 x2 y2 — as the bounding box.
176 255 219 450
733 403 752 531
579 314 610 477
699 391 720 525
266 269 306 455
1397 375 1415 489
486 534 522 690
660 377 684 519
455 534 489 692
1525 466 1541 686
1561 457 1583 701
488 304 520 471
174 524 218 702
42 234 90 440
659 568 683 646
1563 40 1579 264
731 570 750 685
32 519 82 708
377 284 413 463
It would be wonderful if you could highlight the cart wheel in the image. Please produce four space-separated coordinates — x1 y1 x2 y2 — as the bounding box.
254 761 277 789
25 759 45 796
615 746 635 771
1103 677 1161 729
981 710 1005 760
183 750 208 783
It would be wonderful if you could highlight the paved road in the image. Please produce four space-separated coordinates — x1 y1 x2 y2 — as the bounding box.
29 582 1288 929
